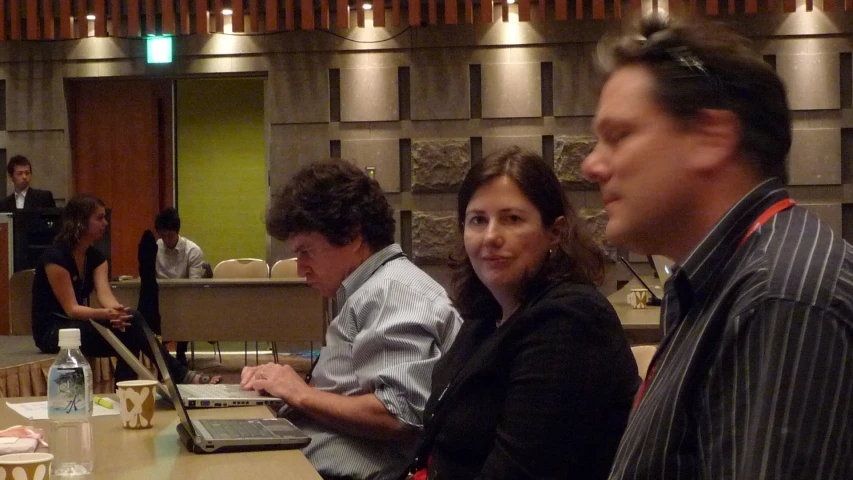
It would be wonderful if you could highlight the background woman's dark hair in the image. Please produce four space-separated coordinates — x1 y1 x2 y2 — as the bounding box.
598 13 791 182
266 158 395 252
450 146 605 320
54 194 106 250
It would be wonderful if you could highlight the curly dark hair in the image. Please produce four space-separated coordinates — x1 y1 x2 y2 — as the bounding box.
450 146 605 321
7 155 32 176
597 13 791 182
266 158 395 252
54 194 106 250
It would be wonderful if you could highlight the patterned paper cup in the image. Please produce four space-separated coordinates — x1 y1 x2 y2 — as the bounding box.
0 452 53 480
116 380 158 429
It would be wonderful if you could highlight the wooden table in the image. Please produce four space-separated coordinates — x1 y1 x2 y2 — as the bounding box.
0 397 322 479
608 276 663 344
107 279 326 343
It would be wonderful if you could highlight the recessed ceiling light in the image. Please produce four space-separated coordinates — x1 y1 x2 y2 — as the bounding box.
363 2 372 9
86 14 96 20
222 8 233 15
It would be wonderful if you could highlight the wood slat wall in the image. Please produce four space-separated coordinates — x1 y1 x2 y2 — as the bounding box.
1 0 850 41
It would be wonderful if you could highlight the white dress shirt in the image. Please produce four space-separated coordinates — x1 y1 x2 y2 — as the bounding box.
155 236 205 279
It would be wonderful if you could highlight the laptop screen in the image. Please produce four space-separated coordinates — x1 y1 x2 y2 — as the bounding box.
139 321 199 439
651 255 675 285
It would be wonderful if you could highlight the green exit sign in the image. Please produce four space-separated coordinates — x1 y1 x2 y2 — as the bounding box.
146 36 173 64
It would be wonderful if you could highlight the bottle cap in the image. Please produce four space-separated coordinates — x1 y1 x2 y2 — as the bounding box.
58 328 82 349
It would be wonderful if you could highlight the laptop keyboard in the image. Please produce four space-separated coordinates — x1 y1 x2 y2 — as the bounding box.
199 420 276 439
180 384 259 398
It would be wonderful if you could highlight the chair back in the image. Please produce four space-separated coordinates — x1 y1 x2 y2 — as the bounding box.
631 344 658 380
270 258 302 279
212 258 269 278
10 269 36 335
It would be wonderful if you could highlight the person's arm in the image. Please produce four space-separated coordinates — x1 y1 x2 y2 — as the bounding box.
244 280 460 442
473 293 635 480
45 190 56 208
45 262 130 327
186 243 205 279
242 363 414 440
698 300 853 479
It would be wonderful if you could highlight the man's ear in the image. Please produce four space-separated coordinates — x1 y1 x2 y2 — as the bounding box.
687 109 741 174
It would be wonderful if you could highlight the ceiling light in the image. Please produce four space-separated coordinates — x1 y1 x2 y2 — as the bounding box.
86 14 96 20
222 8 233 15
363 2 372 9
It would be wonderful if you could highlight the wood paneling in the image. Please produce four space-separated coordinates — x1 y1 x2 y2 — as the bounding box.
0 0 5 39
95 0 107 36
301 0 315 29
26 0 39 39
480 0 492 22
146 0 157 33
180 0 191 33
428 0 437 24
592 0 604 18
59 0 72 38
76 0 87 37
393 0 401 25
356 0 364 26
10 0 21 39
444 0 457 23
373 0 384 26
285 0 294 29
320 0 330 28
409 0 421 25
336 0 347 28
519 0 531 20
195 0 208 33
68 80 173 278
555 0 567 19
249 0 259 31
232 0 245 32
128 0 140 35
162 0 177 33
43 0 55 38
214 0 225 31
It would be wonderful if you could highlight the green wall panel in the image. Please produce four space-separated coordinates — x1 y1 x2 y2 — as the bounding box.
176 78 267 269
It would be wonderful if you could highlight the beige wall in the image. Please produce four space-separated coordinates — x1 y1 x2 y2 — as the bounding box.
3 10 853 292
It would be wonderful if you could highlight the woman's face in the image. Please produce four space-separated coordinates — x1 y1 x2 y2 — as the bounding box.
464 175 558 312
86 206 108 241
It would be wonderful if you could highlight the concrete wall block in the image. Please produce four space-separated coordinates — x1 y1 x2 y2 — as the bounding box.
788 128 841 185
268 68 331 124
481 63 542 119
340 138 401 192
412 211 457 264
411 138 471 193
340 67 399 122
555 135 596 188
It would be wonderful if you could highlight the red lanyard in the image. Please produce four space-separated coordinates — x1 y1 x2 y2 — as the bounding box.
739 198 796 247
634 197 796 410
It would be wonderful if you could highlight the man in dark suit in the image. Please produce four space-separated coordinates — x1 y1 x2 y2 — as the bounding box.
1 155 56 212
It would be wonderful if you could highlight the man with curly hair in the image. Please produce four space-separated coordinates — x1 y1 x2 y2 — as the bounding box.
241 159 462 480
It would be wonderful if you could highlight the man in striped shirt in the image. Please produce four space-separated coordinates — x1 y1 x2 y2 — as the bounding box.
582 13 853 480
241 159 462 480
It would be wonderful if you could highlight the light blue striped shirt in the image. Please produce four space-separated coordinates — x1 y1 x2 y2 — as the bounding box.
297 244 462 480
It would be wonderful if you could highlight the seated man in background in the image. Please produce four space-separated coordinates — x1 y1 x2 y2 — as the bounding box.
241 159 462 480
1 155 56 211
154 207 206 365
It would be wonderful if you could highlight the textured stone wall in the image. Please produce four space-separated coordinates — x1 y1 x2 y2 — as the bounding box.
411 139 471 193
580 208 615 262
555 135 597 188
412 211 458 264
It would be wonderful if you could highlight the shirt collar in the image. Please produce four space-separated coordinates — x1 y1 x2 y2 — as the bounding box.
336 244 403 305
15 187 29 197
666 178 790 328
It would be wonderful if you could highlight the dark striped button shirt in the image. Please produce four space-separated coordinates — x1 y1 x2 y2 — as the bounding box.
609 178 853 480
297 244 463 480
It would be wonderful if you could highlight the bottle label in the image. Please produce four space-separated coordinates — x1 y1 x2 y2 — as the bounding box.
48 367 91 418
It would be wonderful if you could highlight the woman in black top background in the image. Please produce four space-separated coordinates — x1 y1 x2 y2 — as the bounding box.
31 194 205 384
409 147 639 480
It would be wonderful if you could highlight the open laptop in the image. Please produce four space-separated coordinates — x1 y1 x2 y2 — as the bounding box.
138 320 312 453
618 256 663 306
650 255 675 285
88 319 284 408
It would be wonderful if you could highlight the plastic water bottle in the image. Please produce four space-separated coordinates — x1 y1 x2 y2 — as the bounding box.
47 328 94 476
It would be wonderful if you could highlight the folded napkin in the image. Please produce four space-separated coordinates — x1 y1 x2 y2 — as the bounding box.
0 426 47 454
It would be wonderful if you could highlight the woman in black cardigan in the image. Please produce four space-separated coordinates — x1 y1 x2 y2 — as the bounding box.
407 147 640 480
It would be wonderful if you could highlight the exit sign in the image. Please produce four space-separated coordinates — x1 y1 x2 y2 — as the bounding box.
146 36 173 64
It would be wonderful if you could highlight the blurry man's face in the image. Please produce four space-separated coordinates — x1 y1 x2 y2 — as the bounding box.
157 229 180 249
10 165 31 192
288 232 363 298
582 64 696 256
